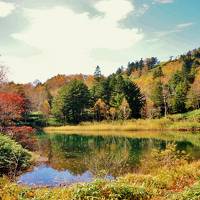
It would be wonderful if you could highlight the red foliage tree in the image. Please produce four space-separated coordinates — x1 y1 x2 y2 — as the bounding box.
6 126 36 150
0 92 26 127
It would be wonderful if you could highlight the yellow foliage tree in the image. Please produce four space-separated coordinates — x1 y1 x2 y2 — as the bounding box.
94 99 109 121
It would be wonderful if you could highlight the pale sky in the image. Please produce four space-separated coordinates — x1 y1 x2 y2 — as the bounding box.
0 0 200 83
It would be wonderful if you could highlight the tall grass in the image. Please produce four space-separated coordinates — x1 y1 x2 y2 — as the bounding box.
44 109 200 132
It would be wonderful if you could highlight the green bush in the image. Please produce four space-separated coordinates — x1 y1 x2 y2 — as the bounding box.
72 180 150 200
182 182 200 200
171 181 200 200
0 134 31 177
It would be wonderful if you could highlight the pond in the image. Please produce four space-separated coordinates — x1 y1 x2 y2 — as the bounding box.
18 131 200 187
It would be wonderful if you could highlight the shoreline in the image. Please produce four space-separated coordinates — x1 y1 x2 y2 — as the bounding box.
44 118 200 132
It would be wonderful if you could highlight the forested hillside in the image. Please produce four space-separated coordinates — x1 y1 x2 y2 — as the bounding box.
131 49 200 118
0 47 200 124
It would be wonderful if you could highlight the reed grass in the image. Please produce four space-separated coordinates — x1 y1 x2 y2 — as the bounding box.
44 117 200 132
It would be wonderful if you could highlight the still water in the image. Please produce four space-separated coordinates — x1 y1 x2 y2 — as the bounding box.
18 131 200 187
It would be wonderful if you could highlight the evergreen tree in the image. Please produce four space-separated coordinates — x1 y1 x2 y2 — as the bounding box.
168 71 188 113
109 75 125 108
145 57 159 69
182 57 193 81
123 79 145 118
171 82 187 113
94 65 102 82
110 93 124 108
127 62 134 76
108 75 145 118
186 76 200 110
52 80 89 123
139 58 144 68
153 67 163 79
116 66 124 75
150 80 164 117
90 78 110 106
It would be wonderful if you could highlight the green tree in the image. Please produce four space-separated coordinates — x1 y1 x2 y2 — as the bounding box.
116 66 124 75
108 75 144 118
171 82 187 113
150 80 164 117
186 76 200 110
168 71 188 113
90 79 109 104
123 79 145 118
153 67 163 79
52 80 89 124
145 57 159 69
109 75 125 108
182 56 194 82
94 65 102 82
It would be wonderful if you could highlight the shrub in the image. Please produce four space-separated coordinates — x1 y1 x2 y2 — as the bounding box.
172 181 200 200
5 126 36 150
140 143 190 174
104 182 149 200
0 134 31 177
72 180 150 200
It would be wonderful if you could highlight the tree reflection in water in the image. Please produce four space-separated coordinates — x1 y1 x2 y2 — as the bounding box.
37 133 199 177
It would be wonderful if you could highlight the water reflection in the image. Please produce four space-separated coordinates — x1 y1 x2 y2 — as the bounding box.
18 165 93 187
18 132 200 187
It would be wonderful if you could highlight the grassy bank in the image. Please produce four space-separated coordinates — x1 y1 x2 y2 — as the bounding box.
44 109 200 132
1 145 200 200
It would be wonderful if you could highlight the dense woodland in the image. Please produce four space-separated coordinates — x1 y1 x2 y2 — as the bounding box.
0 47 200 126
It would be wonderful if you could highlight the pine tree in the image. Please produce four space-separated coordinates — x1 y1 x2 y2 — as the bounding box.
168 71 188 113
123 79 145 118
51 80 89 123
108 75 145 118
186 75 200 110
150 80 164 117
109 75 125 108
94 65 102 82
90 79 109 104
153 67 163 79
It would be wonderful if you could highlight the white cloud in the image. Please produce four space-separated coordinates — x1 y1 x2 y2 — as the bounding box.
154 0 174 4
6 0 143 82
0 1 15 17
145 38 160 43
155 29 181 37
136 4 149 16
95 0 134 21
154 22 193 39
176 22 194 29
